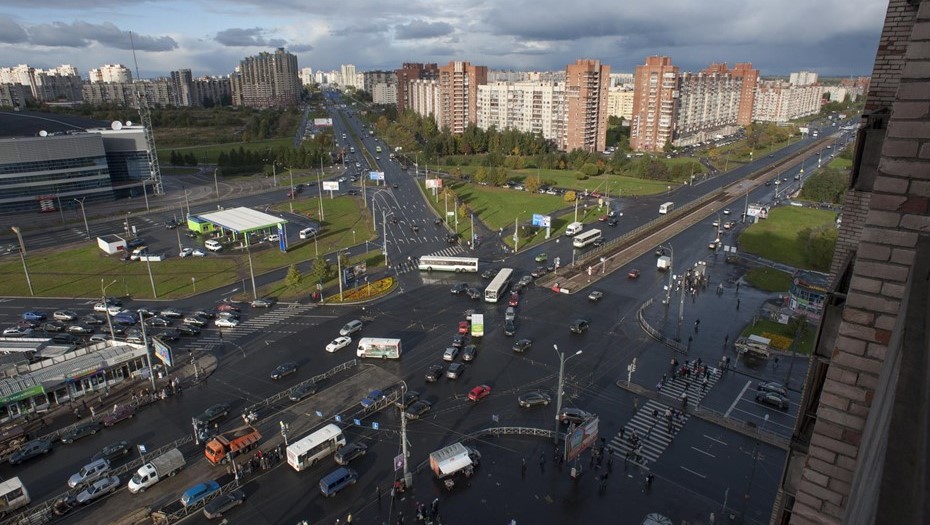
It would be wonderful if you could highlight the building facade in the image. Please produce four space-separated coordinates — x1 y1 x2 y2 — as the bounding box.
170 69 193 107
607 87 635 120
673 69 743 147
88 64 133 84
0 64 83 104
299 67 314 86
340 64 358 89
362 70 396 96
408 78 440 121
371 82 398 105
789 70 819 86
630 56 679 152
752 80 823 123
476 81 565 143
231 48 301 108
395 63 439 113
562 59 610 152
437 61 488 135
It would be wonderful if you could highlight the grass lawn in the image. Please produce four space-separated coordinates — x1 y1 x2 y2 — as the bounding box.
250 250 387 302
158 138 293 164
828 156 853 170
738 207 838 269
433 166 672 196
741 318 816 355
744 268 794 292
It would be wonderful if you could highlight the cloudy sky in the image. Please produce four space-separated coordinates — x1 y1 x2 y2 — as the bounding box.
0 0 886 79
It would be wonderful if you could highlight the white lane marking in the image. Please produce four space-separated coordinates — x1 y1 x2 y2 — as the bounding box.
680 466 707 479
703 434 728 446
725 381 752 418
691 446 715 458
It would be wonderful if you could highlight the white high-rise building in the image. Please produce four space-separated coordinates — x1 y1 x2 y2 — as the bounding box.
752 80 823 122
408 78 440 121
607 87 635 120
789 70 819 86
371 83 397 105
340 64 357 88
476 81 565 142
89 64 133 84
299 67 314 86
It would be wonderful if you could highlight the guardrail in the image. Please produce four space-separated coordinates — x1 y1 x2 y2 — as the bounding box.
636 298 687 354
241 359 358 420
413 426 560 474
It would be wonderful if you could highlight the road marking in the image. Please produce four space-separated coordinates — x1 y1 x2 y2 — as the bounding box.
725 381 752 418
680 466 706 479
691 446 715 458
703 434 728 446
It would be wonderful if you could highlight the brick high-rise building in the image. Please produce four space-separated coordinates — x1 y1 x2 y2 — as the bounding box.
770 1 930 523
630 56 679 152
394 63 438 113
437 61 488 134
231 48 300 108
562 59 610 152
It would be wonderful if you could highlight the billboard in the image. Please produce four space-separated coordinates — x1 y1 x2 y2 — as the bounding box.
425 178 443 189
369 171 385 181
532 214 551 227
564 416 599 462
322 181 339 191
152 337 173 368
747 203 769 219
277 223 287 252
313 118 333 127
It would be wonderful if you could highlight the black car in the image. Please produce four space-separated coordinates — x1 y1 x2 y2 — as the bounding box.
481 269 495 279
757 381 789 396
512 338 532 352
559 408 592 425
146 316 171 327
155 328 180 342
61 422 102 444
288 382 318 402
503 320 516 337
203 490 246 519
9 439 52 465
271 361 298 380
51 333 82 345
126 238 145 249
92 441 131 463
518 390 552 407
185 230 198 239
570 319 590 334
446 233 459 243
462 345 478 362
450 283 468 295
177 324 201 336
425 364 444 383
195 403 230 425
405 400 432 420
183 315 209 327
396 390 421 409
451 335 464 348
446 362 465 379
607 218 618 227
193 309 216 319
39 321 66 332
165 219 179 230
755 391 790 410
466 288 482 300
334 442 368 465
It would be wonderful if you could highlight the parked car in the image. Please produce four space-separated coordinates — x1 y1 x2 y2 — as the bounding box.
9 439 52 465
508 292 520 307
446 362 465 379
179 247 193 258
569 319 590 334
160 307 183 319
518 390 551 407
512 338 533 353
53 310 78 321
755 391 790 410
425 364 444 383
628 269 641 279
451 335 464 348
181 480 221 507
396 390 421 410
462 345 478 362
216 303 240 313
559 408 592 425
360 389 385 409
81 314 106 325
178 324 201 336
457 321 469 335
405 400 433 419
588 290 604 302
442 347 460 362
38 320 65 332
61 421 102 444
468 384 492 402
202 489 246 519
288 382 318 402
92 441 131 463
195 403 230 425
102 404 136 427
503 320 516 337
22 311 47 322
466 287 482 300
270 361 298 380
74 476 120 505
193 309 216 319
2 326 32 337
757 381 788 396
51 333 82 345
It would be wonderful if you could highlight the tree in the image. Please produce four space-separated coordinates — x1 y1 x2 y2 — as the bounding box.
458 202 468 219
524 175 541 193
285 264 302 288
564 190 577 202
309 256 330 284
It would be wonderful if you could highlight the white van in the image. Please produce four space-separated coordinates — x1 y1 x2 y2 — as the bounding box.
204 239 223 252
299 227 317 240
565 222 583 236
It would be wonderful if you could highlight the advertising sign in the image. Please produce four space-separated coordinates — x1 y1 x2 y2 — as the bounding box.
369 171 385 181
152 337 173 368
564 416 599 462
277 223 288 252
313 118 333 127
352 262 367 277
425 178 443 189
747 203 768 219
531 214 551 227
322 181 339 191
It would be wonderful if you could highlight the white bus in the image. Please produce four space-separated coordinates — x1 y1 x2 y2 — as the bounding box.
287 424 347 472
484 268 513 303
356 337 402 359
573 229 602 249
418 256 479 273
0 477 29 517
659 202 674 214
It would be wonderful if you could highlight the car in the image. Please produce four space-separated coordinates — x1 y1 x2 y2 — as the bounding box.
334 442 368 465
176 324 201 338
451 335 465 348
504 320 516 337
559 407 592 425
271 361 298 380
61 421 102 444
265 234 280 242
462 345 478 361
136 308 156 318
67 324 94 335
215 317 239 328
146 316 171 327
443 347 460 362
38 320 66 332
195 403 230 425
251 298 274 308
512 338 533 353
711 219 720 227
3 326 32 337
446 233 460 243
598 214 608 222
607 218 618 227
81 314 106 325
518 390 551 407
508 292 520 307
326 336 352 353
396 390 421 409
181 480 221 507
202 489 246 519
192 249 207 257
588 290 604 302
458 321 469 335
165 219 179 230
592 239 605 248
360 389 385 409
466 287 482 300
112 313 136 326
193 309 216 319
628 269 641 279
446 362 465 379
535 252 548 262
570 319 589 334
723 209 731 215
53 310 78 321
102 404 136 427
92 441 131 463
468 384 491 401
288 382 318 402
9 439 52 465
531 266 548 278
75 476 120 505
160 307 183 319
22 311 46 322
757 381 788 396
183 315 209 327
405 400 433 419
88 334 110 343
179 247 193 258
481 269 495 279
339 320 363 336
51 333 82 345
518 275 533 287
185 230 198 239
425 364 444 383
450 283 468 295
216 303 240 313
755 391 790 410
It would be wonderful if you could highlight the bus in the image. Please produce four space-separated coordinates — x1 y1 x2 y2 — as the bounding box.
573 229 602 249
484 268 513 303
0 477 29 517
659 202 674 214
418 256 479 273
286 424 347 472
356 337 402 359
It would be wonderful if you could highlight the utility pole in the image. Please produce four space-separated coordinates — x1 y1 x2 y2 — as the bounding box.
245 241 257 300
574 198 579 222
382 209 388 268
138 311 157 393
144 257 158 298
337 251 344 301
400 383 413 487
552 345 582 445
74 198 90 238
318 157 325 221
513 215 519 253
142 182 150 212
102 279 117 340
213 169 220 202
11 226 33 296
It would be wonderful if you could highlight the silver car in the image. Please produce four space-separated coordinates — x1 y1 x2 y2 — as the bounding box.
75 476 120 504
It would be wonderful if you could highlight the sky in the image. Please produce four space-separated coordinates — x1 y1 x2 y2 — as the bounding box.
0 0 887 79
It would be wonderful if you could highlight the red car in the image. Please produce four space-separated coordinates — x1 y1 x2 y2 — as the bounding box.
598 214 608 222
216 303 241 313
102 404 136 427
628 269 641 279
468 384 492 402
458 321 469 335
508 292 520 307
591 191 602 198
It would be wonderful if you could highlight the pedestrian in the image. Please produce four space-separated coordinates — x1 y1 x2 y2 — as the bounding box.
702 377 708 392
736 298 741 310
539 453 545 473
521 458 526 479
590 453 596 468
773 356 780 370
607 455 613 473
347 514 353 524
661 373 667 385
377 485 382 503
694 319 700 333
90 406 96 418
633 397 639 410
736 281 741 293
652 408 659 420
655 381 662 393
619 427 625 441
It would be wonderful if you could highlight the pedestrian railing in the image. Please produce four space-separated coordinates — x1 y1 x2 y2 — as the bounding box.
412 426 560 474
637 299 687 354
241 359 358 419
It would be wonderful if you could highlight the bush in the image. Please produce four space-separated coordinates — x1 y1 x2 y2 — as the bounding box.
580 163 600 177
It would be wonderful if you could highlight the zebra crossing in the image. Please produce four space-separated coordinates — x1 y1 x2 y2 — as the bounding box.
393 244 469 275
172 303 317 352
607 366 721 466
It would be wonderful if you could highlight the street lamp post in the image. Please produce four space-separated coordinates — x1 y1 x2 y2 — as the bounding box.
245 240 257 300
73 198 90 238
552 345 583 444
280 421 290 446
10 226 34 296
213 169 220 202
663 244 674 306
101 279 117 340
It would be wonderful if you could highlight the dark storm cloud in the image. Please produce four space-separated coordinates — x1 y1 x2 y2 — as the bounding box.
0 16 28 43
26 21 177 51
214 27 287 47
288 43 314 53
394 20 454 40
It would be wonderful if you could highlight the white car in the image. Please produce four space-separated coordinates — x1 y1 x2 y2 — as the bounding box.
3 326 32 337
97 304 122 316
179 248 193 258
266 234 280 242
192 249 206 257
215 318 239 328
326 336 352 353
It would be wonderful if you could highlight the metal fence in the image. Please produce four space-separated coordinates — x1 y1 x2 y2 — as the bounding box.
241 359 358 419
636 298 687 354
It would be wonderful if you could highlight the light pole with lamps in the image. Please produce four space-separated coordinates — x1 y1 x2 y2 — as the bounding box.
552 344 583 444
662 244 674 306
213 169 220 202
73 198 90 238
10 226 33 296
245 240 257 300
101 278 118 340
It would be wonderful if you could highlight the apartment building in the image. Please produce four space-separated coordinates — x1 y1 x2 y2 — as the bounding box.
362 70 396 95
789 70 819 86
562 59 610 152
408 78 440 120
476 81 565 142
674 70 743 147
230 48 300 108
89 64 133 84
751 80 823 123
437 61 488 134
630 56 679 152
607 87 635 120
395 63 439 113
340 64 358 89
371 82 398 105
170 69 193 107
0 64 83 104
